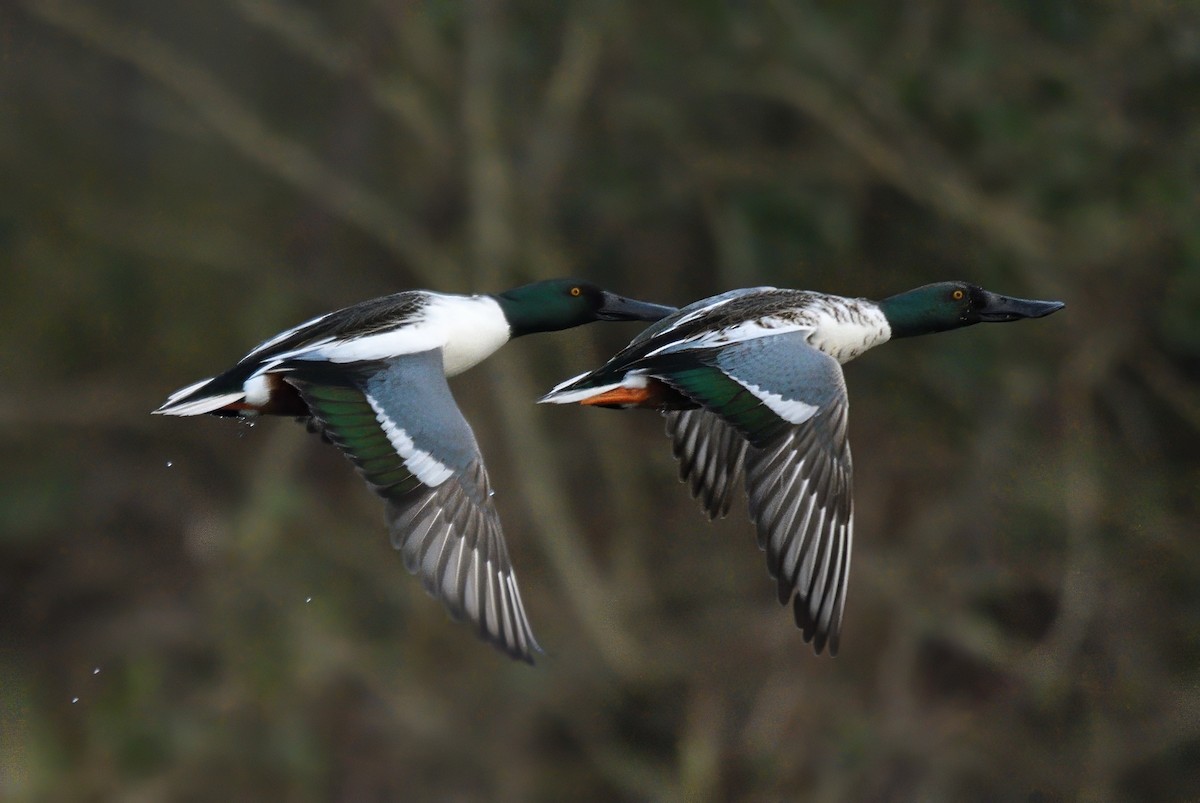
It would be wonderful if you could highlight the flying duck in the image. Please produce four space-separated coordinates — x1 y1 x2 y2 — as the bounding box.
540 281 1064 655
155 279 676 662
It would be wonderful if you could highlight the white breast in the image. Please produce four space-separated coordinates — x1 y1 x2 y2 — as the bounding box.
807 302 891 363
432 295 513 376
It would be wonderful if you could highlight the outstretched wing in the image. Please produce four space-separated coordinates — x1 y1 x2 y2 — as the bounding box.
664 410 747 520
284 350 541 662
658 331 854 655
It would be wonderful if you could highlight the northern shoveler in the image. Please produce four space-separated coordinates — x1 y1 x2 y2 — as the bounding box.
540 282 1064 655
155 279 676 662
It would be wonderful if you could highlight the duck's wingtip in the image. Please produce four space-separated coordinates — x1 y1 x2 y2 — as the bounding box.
518 640 546 665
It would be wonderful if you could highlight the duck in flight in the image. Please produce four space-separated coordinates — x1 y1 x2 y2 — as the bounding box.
155 279 676 662
541 281 1064 655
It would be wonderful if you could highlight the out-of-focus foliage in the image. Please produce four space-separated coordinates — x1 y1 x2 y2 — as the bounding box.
2 0 1198 800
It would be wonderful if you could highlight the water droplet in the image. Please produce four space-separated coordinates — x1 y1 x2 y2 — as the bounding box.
305 597 312 603
71 697 79 704
488 490 495 497
92 667 101 675
165 460 173 468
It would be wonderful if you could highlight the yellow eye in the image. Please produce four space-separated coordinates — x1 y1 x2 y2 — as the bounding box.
952 289 964 300
570 286 582 297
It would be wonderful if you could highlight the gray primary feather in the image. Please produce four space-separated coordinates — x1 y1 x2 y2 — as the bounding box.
712 334 847 419
665 410 747 520
742 396 853 655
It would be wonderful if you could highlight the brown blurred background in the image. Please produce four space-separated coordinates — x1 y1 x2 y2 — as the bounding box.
2 1 1198 800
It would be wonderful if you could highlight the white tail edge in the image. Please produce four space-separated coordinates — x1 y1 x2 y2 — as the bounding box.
153 376 244 416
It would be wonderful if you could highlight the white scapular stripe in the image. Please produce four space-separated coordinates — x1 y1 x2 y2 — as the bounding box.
732 377 819 424
652 287 775 337
243 310 334 360
367 396 455 487
270 295 511 377
648 320 814 357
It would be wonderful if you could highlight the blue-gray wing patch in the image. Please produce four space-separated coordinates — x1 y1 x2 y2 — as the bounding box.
711 333 846 431
361 351 483 490
284 350 541 662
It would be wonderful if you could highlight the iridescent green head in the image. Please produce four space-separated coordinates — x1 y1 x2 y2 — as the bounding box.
879 281 1065 339
495 279 676 337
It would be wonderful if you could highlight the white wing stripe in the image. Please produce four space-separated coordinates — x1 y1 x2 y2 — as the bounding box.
367 396 455 487
733 378 819 424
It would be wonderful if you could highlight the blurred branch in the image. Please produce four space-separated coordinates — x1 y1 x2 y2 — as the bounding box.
678 685 723 801
225 425 307 561
484 357 648 670
460 0 645 672
749 67 1054 265
1013 341 1106 694
518 9 671 626
718 1 1059 275
0 383 165 429
366 0 456 95
206 427 465 738
25 0 456 283
1117 688 1200 773
59 196 278 278
1134 349 1200 434
226 0 452 161
524 11 607 213
582 732 675 800
462 0 514 283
